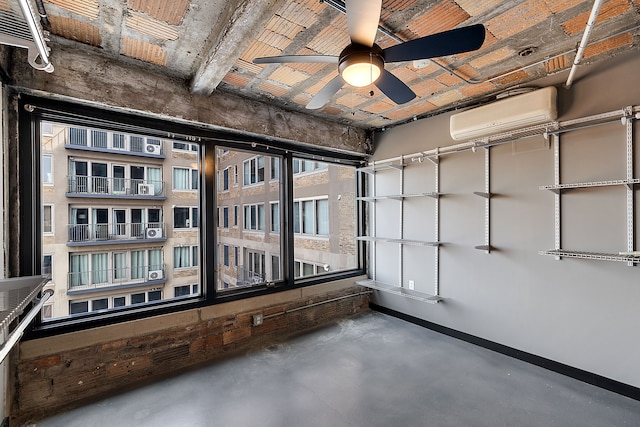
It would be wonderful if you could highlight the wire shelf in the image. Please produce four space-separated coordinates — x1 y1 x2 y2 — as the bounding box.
356 279 443 304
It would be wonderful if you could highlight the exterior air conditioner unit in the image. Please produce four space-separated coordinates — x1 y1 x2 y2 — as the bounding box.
450 86 557 141
146 228 162 238
138 183 154 195
145 143 160 155
148 270 163 280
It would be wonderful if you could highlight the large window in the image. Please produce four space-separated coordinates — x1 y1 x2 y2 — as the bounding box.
292 157 357 278
173 167 198 190
293 159 327 174
173 141 199 152
243 156 265 186
174 207 198 229
42 154 53 184
243 203 265 231
174 246 198 269
218 149 281 291
28 104 362 332
222 207 229 229
38 118 200 323
270 157 280 180
221 168 229 192
43 205 53 234
223 245 230 266
270 202 280 232
293 198 329 236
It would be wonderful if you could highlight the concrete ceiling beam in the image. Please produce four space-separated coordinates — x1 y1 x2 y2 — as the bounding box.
189 0 285 96
8 45 369 155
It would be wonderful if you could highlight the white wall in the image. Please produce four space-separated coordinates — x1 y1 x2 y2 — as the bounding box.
370 51 640 388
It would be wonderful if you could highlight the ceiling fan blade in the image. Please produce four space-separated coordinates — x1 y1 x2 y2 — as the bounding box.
346 0 382 47
383 24 486 63
375 69 416 105
253 55 339 64
306 75 344 110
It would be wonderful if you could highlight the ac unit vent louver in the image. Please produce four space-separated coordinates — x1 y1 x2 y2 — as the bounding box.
450 87 557 141
145 143 160 154
0 0 53 72
148 270 163 281
146 228 162 239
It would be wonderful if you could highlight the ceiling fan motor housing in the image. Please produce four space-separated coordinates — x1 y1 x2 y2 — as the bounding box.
338 43 385 86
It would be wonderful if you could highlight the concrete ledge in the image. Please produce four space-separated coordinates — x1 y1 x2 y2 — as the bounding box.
20 277 366 358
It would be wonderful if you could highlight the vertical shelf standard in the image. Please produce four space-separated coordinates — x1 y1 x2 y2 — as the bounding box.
356 155 443 303
539 107 638 264
473 147 494 253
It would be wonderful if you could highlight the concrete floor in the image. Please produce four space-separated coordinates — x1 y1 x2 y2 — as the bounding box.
35 311 640 427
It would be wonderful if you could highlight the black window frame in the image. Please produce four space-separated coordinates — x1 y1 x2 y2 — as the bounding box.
16 95 367 338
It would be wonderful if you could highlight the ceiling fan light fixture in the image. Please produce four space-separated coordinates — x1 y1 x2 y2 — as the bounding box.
341 61 381 87
339 44 384 87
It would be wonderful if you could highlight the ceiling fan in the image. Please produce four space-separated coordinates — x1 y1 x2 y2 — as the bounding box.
253 0 485 110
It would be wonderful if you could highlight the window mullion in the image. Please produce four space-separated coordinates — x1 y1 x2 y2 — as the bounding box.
283 154 295 285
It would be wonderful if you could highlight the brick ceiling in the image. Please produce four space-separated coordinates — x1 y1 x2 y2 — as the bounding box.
39 0 640 130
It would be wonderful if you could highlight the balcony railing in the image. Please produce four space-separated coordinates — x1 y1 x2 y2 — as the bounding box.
236 265 265 286
66 129 164 156
68 223 166 243
68 265 166 291
67 176 165 197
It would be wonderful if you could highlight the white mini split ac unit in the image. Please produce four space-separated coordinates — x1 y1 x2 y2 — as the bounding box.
148 270 163 280
138 183 154 195
450 86 558 141
145 143 160 155
146 228 163 238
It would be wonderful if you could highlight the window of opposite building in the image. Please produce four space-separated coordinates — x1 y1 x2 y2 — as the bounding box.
292 157 357 278
42 154 53 185
174 207 198 229
243 156 265 186
174 246 198 269
243 203 265 231
218 148 282 291
173 167 198 190
37 118 200 323
26 100 363 334
43 205 53 234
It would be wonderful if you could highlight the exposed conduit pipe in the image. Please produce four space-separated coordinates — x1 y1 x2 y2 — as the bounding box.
35 0 50 27
565 0 604 88
0 289 53 364
263 291 372 320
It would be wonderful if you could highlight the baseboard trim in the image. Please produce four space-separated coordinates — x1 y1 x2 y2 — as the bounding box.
370 303 640 402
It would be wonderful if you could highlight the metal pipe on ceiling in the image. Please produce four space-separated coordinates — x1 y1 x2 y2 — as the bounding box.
565 0 604 88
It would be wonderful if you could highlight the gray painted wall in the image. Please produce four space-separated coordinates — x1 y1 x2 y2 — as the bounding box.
370 51 640 388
